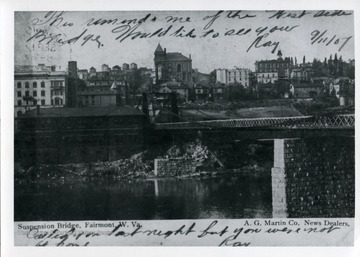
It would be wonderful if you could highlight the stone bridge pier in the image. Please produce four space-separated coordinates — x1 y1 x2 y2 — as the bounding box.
271 137 355 218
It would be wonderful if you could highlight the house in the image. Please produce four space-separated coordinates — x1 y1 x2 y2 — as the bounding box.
330 78 354 106
289 83 324 98
291 67 312 82
194 84 210 101
158 81 190 102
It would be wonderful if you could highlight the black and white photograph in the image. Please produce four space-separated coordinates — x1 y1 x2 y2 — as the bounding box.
1 0 359 251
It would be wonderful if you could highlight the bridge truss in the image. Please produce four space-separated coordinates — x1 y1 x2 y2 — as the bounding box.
154 114 355 130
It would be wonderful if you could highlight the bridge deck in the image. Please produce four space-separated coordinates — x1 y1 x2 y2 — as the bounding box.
154 114 355 130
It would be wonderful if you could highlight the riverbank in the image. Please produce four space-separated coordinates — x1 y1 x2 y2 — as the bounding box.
15 141 271 182
15 158 269 182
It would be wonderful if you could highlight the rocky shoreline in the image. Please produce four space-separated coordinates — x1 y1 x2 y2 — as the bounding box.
15 142 271 182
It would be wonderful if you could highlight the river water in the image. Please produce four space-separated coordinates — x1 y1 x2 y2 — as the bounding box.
15 175 272 221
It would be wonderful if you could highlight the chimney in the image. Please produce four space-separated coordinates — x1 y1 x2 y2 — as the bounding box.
164 48 166 54
189 54 191 59
36 105 40 115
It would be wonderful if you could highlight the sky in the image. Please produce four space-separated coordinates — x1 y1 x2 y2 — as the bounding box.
15 10 355 73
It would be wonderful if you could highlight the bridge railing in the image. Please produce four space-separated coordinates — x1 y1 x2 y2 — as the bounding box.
154 114 355 130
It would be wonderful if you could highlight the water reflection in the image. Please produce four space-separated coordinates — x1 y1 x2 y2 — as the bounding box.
15 175 272 221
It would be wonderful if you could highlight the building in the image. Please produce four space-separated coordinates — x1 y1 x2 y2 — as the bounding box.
68 61 78 79
123 63 130 70
14 65 67 117
112 65 121 71
192 69 211 85
130 63 138 70
289 83 324 98
15 106 148 166
78 78 127 107
329 77 354 105
89 67 97 77
215 68 251 87
154 44 193 87
290 67 312 82
157 81 190 102
86 77 113 91
211 83 224 101
194 84 210 101
101 64 111 72
77 69 89 80
15 64 56 73
255 50 292 83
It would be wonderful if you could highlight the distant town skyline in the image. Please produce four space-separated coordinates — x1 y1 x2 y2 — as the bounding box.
15 10 354 73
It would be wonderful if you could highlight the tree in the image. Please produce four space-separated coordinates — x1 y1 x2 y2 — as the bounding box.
127 69 144 104
209 70 216 84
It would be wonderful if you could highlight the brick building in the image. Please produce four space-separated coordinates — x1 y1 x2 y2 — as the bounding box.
15 106 148 166
154 44 193 87
255 50 292 83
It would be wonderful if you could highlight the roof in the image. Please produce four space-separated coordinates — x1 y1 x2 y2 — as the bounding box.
256 83 273 89
21 106 145 118
256 58 290 63
14 71 66 78
166 52 191 62
77 90 118 96
160 81 189 90
155 43 164 53
290 83 323 88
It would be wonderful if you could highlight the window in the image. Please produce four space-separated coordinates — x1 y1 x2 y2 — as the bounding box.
17 111 22 117
41 81 45 87
41 99 45 105
41 90 45 96
51 81 63 90
33 91 37 97
33 81 37 88
177 64 181 72
17 91 22 97
17 82 21 88
33 100 37 106
17 100 22 106
25 81 29 88
25 91 29 97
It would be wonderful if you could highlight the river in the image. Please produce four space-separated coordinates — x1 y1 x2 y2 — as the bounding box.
14 175 272 221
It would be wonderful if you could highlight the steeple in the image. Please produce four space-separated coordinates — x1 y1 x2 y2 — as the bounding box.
155 43 164 53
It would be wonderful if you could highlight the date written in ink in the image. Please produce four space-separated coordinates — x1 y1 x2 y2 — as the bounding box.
311 30 352 51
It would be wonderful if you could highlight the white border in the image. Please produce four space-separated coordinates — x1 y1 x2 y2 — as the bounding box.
1 0 360 256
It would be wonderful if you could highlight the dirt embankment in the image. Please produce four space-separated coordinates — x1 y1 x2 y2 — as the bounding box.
15 142 270 182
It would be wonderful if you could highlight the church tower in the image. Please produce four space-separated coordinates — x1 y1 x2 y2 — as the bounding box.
154 43 167 85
